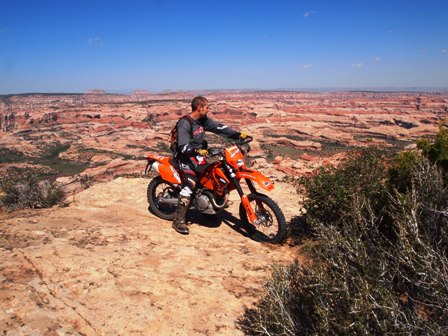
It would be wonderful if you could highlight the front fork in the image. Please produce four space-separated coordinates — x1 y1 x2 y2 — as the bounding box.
224 164 258 223
241 195 257 223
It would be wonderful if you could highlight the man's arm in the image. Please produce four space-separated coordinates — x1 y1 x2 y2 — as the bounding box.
204 117 241 139
177 118 197 156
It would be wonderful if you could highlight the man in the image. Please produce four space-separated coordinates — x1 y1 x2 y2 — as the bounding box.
172 96 247 234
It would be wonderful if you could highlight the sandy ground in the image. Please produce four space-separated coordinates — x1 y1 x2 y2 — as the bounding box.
0 177 301 335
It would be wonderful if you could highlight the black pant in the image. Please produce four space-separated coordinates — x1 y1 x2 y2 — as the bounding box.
177 156 202 197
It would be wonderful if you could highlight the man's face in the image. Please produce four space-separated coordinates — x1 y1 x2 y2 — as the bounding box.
198 103 209 118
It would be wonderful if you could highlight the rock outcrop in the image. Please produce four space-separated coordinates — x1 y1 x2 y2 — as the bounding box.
0 177 300 335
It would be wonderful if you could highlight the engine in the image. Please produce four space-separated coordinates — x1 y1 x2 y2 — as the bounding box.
194 190 229 215
195 194 215 214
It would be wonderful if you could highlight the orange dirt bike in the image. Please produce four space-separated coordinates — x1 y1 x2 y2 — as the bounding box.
145 136 286 244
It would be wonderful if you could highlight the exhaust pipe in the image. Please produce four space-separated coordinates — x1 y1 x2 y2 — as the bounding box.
157 197 178 205
202 190 229 210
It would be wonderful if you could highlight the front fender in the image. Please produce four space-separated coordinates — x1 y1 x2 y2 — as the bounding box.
236 168 274 191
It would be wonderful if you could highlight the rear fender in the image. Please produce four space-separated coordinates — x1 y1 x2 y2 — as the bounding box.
146 154 181 185
236 168 274 191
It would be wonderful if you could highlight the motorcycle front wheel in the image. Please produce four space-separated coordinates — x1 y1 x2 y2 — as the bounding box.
147 176 180 220
239 193 287 244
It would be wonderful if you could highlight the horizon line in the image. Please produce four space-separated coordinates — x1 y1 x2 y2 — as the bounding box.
1 86 448 97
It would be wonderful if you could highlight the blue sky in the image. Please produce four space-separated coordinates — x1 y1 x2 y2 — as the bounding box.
1 0 447 93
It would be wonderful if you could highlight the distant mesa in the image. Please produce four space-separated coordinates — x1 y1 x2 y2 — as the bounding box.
132 90 151 95
86 89 107 94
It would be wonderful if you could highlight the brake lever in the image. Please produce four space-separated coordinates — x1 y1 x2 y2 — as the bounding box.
236 136 253 147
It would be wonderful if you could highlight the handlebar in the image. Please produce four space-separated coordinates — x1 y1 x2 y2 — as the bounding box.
207 136 253 158
236 135 253 146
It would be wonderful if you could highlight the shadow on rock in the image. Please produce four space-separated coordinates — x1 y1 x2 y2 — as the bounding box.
220 211 250 239
287 215 314 246
187 209 251 239
187 209 222 228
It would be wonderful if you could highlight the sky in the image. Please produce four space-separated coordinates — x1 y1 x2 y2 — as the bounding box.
0 0 447 94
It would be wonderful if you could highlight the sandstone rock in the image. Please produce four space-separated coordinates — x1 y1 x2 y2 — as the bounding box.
80 159 144 182
272 137 322 150
0 177 300 335
90 154 113 164
273 156 283 164
299 153 319 162
1 90 446 188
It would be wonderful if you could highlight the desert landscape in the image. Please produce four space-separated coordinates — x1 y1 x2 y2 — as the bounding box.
1 90 447 189
1 90 448 335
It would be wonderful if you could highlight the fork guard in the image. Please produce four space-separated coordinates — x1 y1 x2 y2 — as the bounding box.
236 168 275 191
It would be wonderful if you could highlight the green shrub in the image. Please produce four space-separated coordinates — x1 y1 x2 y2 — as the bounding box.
0 172 65 210
239 197 404 335
417 121 448 174
239 149 448 335
299 147 388 230
387 150 424 193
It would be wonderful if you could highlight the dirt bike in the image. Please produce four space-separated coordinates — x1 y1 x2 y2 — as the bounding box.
145 136 286 244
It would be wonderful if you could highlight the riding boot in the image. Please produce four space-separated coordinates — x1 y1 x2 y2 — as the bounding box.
172 195 190 234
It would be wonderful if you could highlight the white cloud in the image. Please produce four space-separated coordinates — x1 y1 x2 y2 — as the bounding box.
441 49 447 53
373 57 381 62
88 36 106 47
304 10 316 17
303 64 314 69
352 63 364 68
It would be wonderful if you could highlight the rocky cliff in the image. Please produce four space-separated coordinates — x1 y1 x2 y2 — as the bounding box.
0 177 299 335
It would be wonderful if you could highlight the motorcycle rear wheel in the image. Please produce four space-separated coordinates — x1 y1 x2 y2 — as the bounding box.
239 193 287 244
147 176 179 220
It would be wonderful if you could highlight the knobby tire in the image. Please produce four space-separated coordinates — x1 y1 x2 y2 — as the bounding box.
239 193 287 244
147 176 179 220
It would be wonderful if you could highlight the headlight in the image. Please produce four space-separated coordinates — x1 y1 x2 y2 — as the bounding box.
237 159 245 167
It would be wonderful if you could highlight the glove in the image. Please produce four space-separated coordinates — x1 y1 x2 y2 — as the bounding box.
197 149 209 157
239 132 249 139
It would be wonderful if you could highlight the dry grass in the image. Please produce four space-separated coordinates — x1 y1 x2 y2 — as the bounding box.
238 146 448 335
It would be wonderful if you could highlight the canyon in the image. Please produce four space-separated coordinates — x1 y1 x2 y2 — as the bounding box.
1 90 446 192
1 90 447 335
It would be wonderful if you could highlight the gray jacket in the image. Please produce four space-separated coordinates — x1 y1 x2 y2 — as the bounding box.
176 115 240 158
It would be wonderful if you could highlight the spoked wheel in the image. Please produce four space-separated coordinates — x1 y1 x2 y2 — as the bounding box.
239 193 287 244
147 176 180 220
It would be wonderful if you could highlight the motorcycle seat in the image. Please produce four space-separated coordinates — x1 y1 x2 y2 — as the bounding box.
196 163 212 173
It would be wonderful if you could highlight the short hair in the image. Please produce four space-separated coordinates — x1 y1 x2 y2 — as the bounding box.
191 96 208 111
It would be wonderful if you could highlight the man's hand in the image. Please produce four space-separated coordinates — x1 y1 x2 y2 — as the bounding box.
197 149 209 157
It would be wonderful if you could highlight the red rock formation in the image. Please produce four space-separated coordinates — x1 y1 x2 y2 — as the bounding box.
1 91 446 186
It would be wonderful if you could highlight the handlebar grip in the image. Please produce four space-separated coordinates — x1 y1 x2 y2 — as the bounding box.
237 135 253 146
